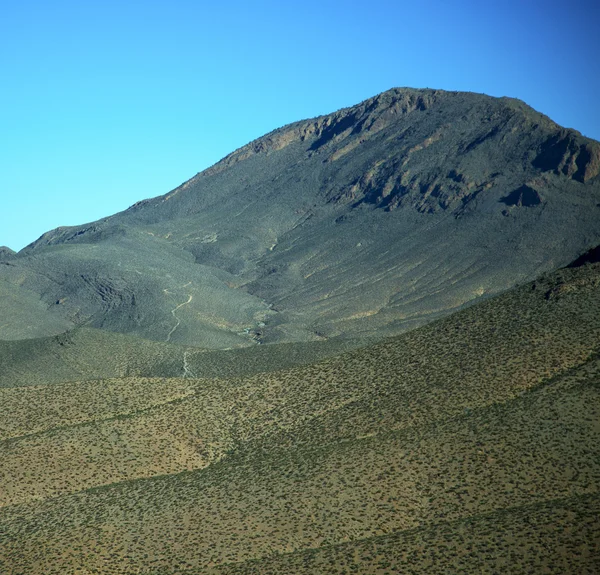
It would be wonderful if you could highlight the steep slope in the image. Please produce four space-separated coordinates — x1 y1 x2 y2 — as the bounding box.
2 88 600 345
1 257 599 573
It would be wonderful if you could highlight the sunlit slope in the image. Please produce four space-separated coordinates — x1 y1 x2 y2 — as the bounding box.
4 88 600 345
0 337 598 573
0 260 598 573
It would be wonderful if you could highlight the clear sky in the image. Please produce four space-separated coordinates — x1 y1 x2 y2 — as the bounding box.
1 0 599 251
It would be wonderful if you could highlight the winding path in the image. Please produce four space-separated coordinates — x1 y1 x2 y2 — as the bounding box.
166 294 193 342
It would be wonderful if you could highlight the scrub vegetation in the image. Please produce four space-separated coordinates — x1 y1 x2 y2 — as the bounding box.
1 258 599 574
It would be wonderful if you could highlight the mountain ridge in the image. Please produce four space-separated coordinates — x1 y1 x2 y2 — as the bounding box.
2 87 600 346
24 87 600 251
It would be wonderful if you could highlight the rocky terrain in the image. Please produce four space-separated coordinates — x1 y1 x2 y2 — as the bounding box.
1 88 600 346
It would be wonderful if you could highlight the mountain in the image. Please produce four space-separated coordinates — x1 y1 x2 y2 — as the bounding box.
1 253 599 574
2 88 600 346
2 87 600 574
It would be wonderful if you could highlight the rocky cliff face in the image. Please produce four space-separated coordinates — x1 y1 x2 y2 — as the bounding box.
533 129 600 183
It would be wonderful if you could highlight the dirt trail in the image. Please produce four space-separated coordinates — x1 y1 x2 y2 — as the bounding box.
166 294 193 342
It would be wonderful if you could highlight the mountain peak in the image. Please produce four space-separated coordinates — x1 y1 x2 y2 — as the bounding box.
196 87 598 198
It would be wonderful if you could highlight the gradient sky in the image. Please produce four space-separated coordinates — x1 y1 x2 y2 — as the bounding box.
1 0 599 251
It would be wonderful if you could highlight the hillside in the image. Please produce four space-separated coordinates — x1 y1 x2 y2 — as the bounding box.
0 326 365 388
1 256 599 573
1 88 600 346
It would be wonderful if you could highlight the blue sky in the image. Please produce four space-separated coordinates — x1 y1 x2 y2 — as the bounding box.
1 0 599 251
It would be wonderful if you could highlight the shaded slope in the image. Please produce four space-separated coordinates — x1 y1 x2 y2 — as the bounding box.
0 327 364 388
3 88 600 344
1 259 599 573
